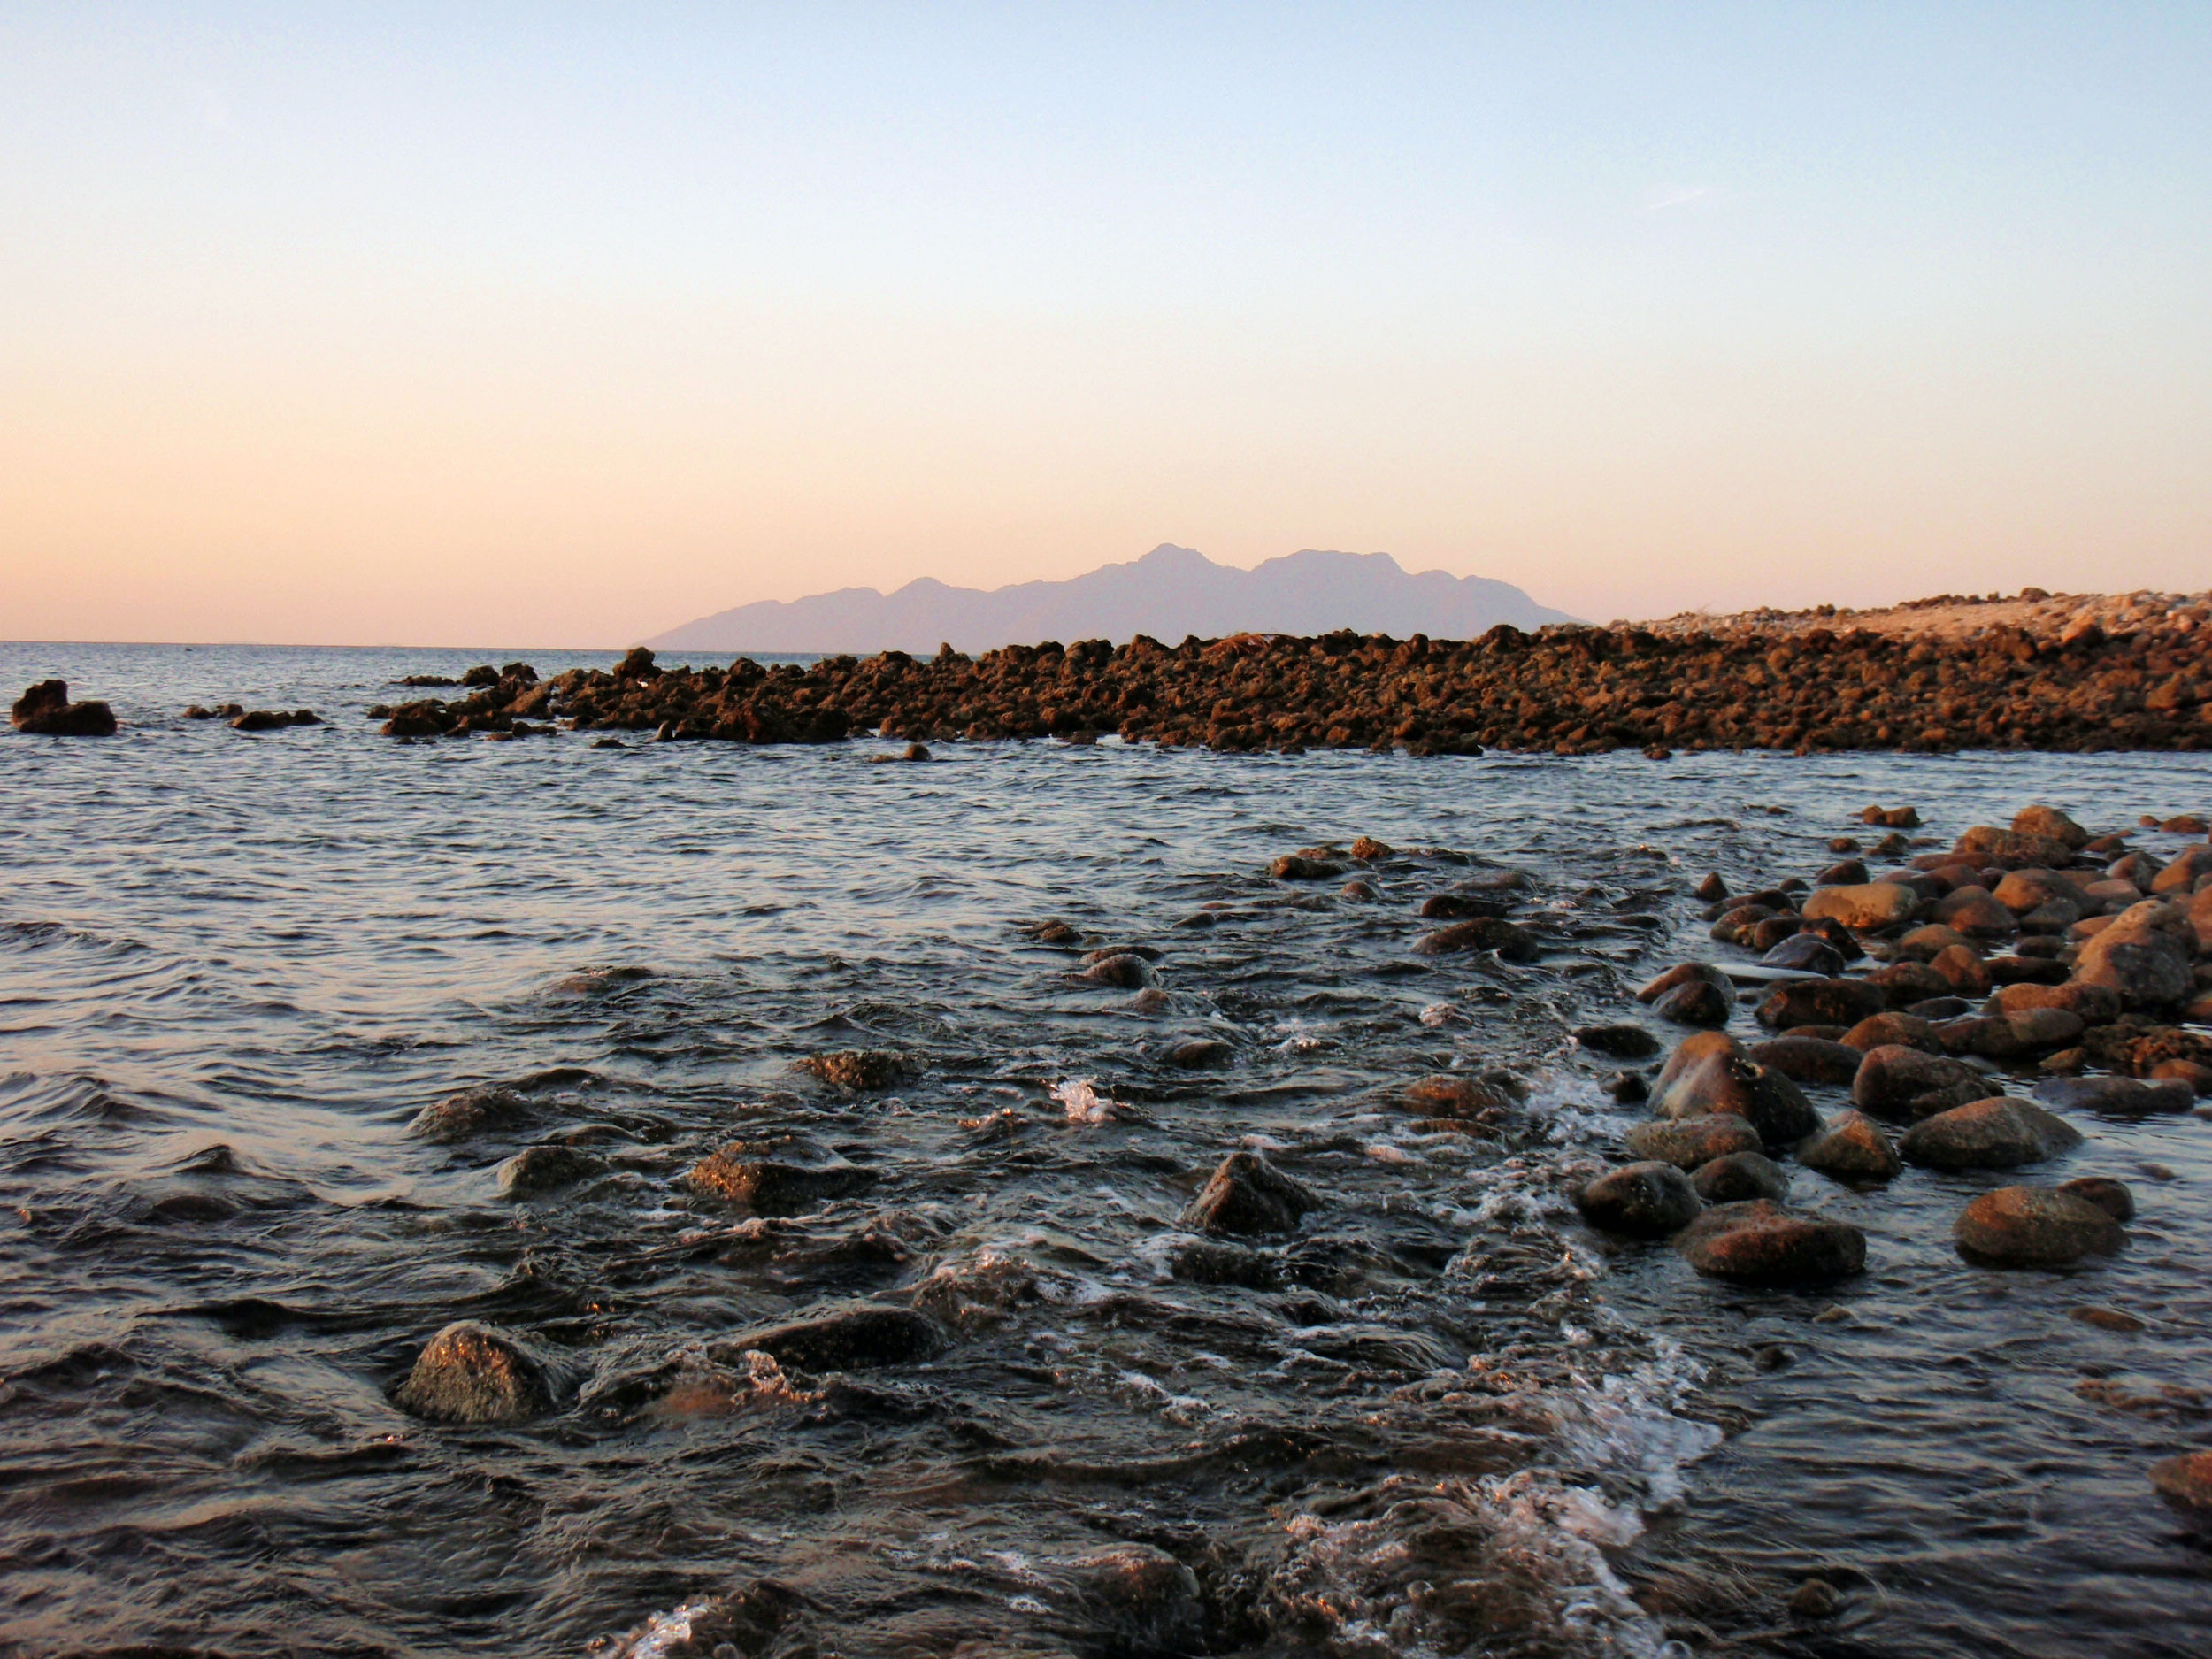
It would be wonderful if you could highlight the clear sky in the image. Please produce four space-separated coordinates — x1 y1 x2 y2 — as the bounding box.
4 4 2208 647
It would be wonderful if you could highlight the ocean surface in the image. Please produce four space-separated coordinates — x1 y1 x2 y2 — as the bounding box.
3 642 2208 1659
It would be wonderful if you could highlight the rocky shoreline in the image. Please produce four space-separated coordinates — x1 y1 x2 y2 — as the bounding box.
362 588 2212 754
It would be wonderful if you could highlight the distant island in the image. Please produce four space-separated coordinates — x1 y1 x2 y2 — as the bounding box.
646 544 1577 654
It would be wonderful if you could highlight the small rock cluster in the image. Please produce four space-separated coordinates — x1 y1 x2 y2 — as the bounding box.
11 679 116 736
362 595 2212 752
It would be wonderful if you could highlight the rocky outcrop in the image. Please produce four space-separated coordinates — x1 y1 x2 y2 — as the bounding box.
11 680 116 736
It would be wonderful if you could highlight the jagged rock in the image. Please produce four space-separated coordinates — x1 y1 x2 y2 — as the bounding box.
1690 1149 1791 1203
1954 1186 2123 1266
1624 1114 1763 1169
1901 1097 2084 1169
395 1322 556 1424
1181 1151 1319 1235
10 680 116 736
711 1303 947 1371
1576 1161 1701 1235
1797 1110 1902 1181
1677 1201 1866 1285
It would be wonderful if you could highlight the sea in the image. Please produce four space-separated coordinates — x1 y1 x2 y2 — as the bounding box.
3 641 2208 1658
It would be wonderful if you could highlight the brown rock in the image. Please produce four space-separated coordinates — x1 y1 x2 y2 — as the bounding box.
2072 901 2194 1009
1992 981 2124 1023
2149 845 2212 895
1690 1149 1791 1202
2150 1451 2212 1521
410 1086 534 1143
1403 1074 1517 1118
1933 887 2017 938
1181 1151 1319 1235
795 1049 906 1089
1677 1200 1866 1285
1410 917 1540 961
2011 805 2092 849
687 1138 876 1214
1955 826 2078 870
1577 1161 1701 1235
10 680 119 736
1748 1035 1863 1085
1624 1114 1763 1169
1801 882 1922 931
711 1303 946 1371
1841 1011 1940 1052
2058 1175 2136 1221
1797 1110 1902 1181
395 1321 555 1424
1901 1097 2084 1169
1954 1185 2122 1265
1756 977 1887 1030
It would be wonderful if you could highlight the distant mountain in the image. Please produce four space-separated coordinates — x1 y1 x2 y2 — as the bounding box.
646 545 1577 654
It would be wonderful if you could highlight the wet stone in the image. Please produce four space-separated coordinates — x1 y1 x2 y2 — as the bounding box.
1271 853 1344 880
1624 1114 1763 1170
1900 1098 2084 1170
1409 916 1540 961
795 1049 907 1090
710 1303 947 1371
2034 1075 2196 1116
1677 1201 1867 1286
2150 1452 2212 1523
1852 1044 2001 1119
1690 1149 1791 1203
495 1144 605 1199
1756 977 1887 1032
1954 1186 2124 1266
1180 1151 1320 1236
2059 1175 2137 1222
1575 1023 1662 1059
1576 1161 1701 1236
1796 1110 1902 1182
410 1087 534 1144
394 1321 555 1425
687 1138 876 1215
1749 1035 1863 1086
1079 952 1157 988
1761 933 1847 975
1164 1037 1234 1068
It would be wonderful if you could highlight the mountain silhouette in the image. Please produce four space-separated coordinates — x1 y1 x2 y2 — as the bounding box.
646 545 1575 653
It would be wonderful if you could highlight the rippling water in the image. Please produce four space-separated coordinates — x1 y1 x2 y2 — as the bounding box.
4 643 2208 1658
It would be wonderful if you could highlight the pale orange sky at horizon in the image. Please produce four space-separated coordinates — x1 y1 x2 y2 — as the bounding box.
5 8 2208 649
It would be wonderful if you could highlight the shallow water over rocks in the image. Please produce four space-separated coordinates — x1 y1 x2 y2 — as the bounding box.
3 643 2209 1657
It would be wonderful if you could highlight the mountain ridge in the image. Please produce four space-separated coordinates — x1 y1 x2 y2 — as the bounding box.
646 544 1576 653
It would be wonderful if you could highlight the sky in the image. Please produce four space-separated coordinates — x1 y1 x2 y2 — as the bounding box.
4 4 2208 648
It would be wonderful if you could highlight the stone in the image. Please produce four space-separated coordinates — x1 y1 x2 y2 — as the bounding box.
1164 1037 1234 1068
1931 1009 2085 1060
1677 1201 1866 1285
1801 882 1921 931
2011 805 2092 849
1642 963 1734 1026
496 1144 605 1198
1933 887 2016 938
2150 845 2212 895
1756 977 1886 1031
395 1321 555 1424
1897 923 1979 961
1576 1023 1662 1058
1866 960 1954 1003
1650 1032 1821 1148
2071 902 2194 1009
2149 1057 2212 1094
710 1303 946 1371
2059 1175 2136 1221
1576 1161 1701 1235
1349 836 1394 860
2071 1306 2146 1333
795 1049 906 1089
9 680 118 736
2150 1451 2212 1522
1081 952 1158 988
1760 933 1847 975
410 1086 534 1143
1928 944 1992 996
1695 872 1730 902
1410 917 1540 961
1841 1011 1940 1053
1954 1186 2123 1266
1797 1110 1902 1181
2032 1075 2196 1115
1849 1044 2008 1124
1181 1151 1319 1235
1815 859 1870 887
1993 868 2085 916
1690 1149 1791 1203
1271 854 1344 880
1063 1545 1206 1655
1748 1035 1863 1085
1624 1114 1763 1169
1403 1074 1517 1118
1955 826 2078 870
1901 1098 2084 1169
1863 804 1921 828
1992 981 2124 1023
687 1138 876 1214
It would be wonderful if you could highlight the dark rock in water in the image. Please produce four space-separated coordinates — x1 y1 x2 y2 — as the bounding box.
1402 1072 1522 1118
1749 1035 1863 1086
1691 1149 1791 1203
1167 1238 1284 1289
1851 1044 2001 1118
1756 976 1886 1031
229 708 321 732
795 1049 906 1089
1409 916 1540 960
1271 853 1344 880
687 1137 876 1215
1605 1071 1649 1103
1349 835 1394 860
2033 1075 2196 1116
1677 1200 1866 1285
2060 1175 2136 1222
1695 871 1730 902
1417 891 1511 919
1164 1037 1233 1068
1901 1098 2083 1170
1181 1150 1319 1236
1080 952 1157 988
395 1321 555 1424
1624 1114 1763 1170
1840 1011 1940 1052
1063 1545 1205 1655
1815 858 1870 887
1932 1009 2084 1060
496 1144 605 1198
1577 1161 1701 1235
1576 1023 1662 1059
1954 1185 2123 1266
2013 804 2091 849
710 1303 946 1371
2072 901 2194 1010
1340 879 1377 901
1638 962 1734 1026
1761 933 1847 976
1796 1110 1902 1181
1801 881 1920 931
2151 1451 2212 1524
1650 1031 1821 1149
11 680 117 736
410 1087 534 1143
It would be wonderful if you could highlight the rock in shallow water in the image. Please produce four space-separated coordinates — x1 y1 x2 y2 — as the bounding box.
1749 1035 1863 1086
1797 1110 1902 1181
1901 1097 2084 1170
1690 1149 1791 1203
1954 1185 2123 1266
1180 1151 1319 1236
2150 1451 2212 1524
1576 1161 1701 1236
496 1143 605 1198
395 1321 555 1424
410 1086 534 1143
1409 916 1540 961
1677 1200 1866 1285
795 1049 906 1089
10 680 117 736
687 1137 876 1214
710 1303 946 1371
1575 1023 1662 1058
1624 1114 1763 1170
1650 1032 1821 1149
1852 1044 2001 1119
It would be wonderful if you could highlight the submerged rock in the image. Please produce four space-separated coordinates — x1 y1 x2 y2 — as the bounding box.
1575 1023 1663 1058
1954 1186 2123 1266
395 1322 555 1425
2033 1075 2197 1115
1409 916 1540 960
710 1303 946 1371
1797 1110 1902 1181
2071 901 2194 1010
1900 1097 2084 1170
496 1143 605 1198
687 1138 876 1215
1080 952 1157 988
1180 1151 1319 1236
1164 1037 1234 1068
795 1050 906 1089
2151 1451 2212 1524
1676 1201 1866 1285
411 1087 534 1143
1690 1149 1792 1203
1624 1114 1763 1170
1576 1161 1701 1236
